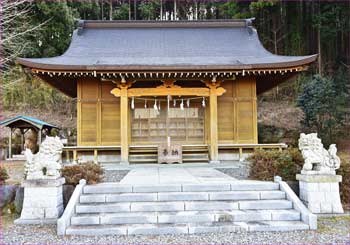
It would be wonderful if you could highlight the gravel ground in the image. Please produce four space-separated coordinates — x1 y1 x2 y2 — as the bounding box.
216 162 250 180
1 216 349 245
103 170 130 182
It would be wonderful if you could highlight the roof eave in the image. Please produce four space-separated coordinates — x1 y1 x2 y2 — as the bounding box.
17 54 318 72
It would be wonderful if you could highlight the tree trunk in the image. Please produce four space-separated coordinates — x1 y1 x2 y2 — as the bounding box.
109 0 113 20
134 0 137 20
318 22 322 75
160 0 163 20
101 0 104 20
128 0 131 20
317 1 322 76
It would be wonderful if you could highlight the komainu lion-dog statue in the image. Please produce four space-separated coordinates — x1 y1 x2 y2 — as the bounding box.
24 136 64 179
298 133 340 174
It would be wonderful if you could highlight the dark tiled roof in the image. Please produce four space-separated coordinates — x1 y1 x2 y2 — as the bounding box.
17 20 317 71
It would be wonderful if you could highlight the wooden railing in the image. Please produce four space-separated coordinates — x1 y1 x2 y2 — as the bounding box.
63 146 121 163
63 143 287 164
218 143 288 161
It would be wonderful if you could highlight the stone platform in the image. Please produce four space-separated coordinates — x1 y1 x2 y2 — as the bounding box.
58 167 316 236
120 167 236 184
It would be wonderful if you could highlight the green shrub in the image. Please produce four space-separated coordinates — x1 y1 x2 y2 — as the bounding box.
337 157 350 207
0 166 9 184
248 148 303 181
61 162 104 185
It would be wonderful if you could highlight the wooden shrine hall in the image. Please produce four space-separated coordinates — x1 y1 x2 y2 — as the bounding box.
17 19 317 165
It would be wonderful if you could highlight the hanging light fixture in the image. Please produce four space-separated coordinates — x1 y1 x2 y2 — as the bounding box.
158 100 161 111
144 100 147 109
186 99 190 108
202 97 206 107
173 99 176 107
131 97 135 110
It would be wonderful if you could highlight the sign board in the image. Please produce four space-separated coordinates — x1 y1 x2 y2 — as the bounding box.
158 143 182 164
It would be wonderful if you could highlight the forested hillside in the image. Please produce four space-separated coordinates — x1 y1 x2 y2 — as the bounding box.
1 0 349 148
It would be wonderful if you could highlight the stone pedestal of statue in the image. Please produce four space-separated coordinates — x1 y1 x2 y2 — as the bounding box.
14 178 65 224
296 173 343 214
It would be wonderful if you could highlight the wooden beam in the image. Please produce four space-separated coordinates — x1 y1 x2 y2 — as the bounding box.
120 86 129 164
112 87 211 97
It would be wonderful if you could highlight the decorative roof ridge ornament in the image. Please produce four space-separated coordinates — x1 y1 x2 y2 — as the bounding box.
245 18 255 27
77 20 85 35
80 19 249 29
245 18 255 35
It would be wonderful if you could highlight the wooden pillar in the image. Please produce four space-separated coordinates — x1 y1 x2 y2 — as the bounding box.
8 129 12 159
94 149 98 164
209 87 219 163
120 86 129 164
73 150 77 164
239 147 243 162
66 150 70 163
38 128 42 145
20 129 25 152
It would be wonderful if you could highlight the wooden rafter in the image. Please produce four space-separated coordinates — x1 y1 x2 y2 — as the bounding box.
31 66 308 80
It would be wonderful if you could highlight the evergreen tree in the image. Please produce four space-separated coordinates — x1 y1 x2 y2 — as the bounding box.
297 72 349 145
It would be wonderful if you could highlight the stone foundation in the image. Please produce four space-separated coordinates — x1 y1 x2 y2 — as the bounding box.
15 177 65 224
296 174 343 214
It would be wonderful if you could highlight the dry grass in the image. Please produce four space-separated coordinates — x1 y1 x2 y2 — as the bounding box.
0 160 25 185
258 100 304 130
0 213 19 230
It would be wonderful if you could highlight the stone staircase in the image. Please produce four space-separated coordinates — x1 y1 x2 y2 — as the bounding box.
60 181 315 236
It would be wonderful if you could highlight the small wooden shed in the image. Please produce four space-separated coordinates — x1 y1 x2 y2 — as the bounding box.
0 115 60 159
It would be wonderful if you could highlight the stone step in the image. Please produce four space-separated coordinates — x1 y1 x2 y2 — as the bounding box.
83 182 279 194
247 220 310 232
71 209 301 226
66 220 309 236
183 158 209 162
79 190 285 203
129 159 157 163
75 200 292 213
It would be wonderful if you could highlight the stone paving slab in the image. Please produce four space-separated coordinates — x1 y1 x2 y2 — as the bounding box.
120 167 236 185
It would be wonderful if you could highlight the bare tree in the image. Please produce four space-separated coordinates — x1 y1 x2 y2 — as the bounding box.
109 0 113 20
1 0 47 71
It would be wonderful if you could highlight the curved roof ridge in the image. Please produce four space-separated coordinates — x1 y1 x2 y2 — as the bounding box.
77 19 253 31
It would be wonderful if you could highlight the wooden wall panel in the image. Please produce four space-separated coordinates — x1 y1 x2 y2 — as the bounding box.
80 103 97 144
218 77 258 144
77 79 120 146
81 80 98 99
101 102 120 145
218 81 235 143
235 77 258 144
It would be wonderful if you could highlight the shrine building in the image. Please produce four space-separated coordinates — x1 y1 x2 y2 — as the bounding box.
17 19 317 165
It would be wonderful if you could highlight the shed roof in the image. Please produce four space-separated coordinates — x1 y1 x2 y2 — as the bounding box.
17 19 317 71
0 115 60 130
